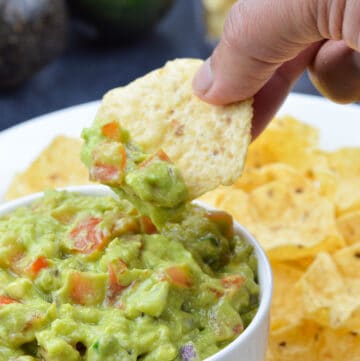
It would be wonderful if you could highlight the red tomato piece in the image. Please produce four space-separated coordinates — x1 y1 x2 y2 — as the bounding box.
139 216 157 234
102 121 121 140
139 149 171 168
70 217 106 254
90 164 121 183
0 295 18 305
90 144 127 184
221 275 245 289
107 260 128 303
166 266 192 288
69 272 98 305
156 149 170 162
28 256 49 278
118 144 127 170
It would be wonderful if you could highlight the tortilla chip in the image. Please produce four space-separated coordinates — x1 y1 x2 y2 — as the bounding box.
198 186 230 208
270 262 304 330
95 58 253 199
246 116 323 171
336 210 360 245
317 328 360 361
305 163 339 198
333 243 360 278
234 163 308 192
326 148 360 214
200 186 253 223
297 252 360 329
268 322 360 361
333 179 360 214
326 148 360 178
250 180 344 260
5 136 91 200
266 320 321 361
207 177 344 260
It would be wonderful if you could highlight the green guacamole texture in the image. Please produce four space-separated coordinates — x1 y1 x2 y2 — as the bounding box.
0 191 259 360
0 120 259 360
81 121 188 228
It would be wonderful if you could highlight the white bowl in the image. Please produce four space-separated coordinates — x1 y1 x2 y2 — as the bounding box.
0 185 272 361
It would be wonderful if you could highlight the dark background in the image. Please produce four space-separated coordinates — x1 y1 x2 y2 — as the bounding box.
0 0 319 132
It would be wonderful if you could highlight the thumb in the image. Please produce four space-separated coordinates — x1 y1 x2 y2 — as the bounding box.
192 0 344 105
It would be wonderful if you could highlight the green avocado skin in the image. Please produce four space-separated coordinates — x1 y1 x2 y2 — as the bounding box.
0 0 67 89
69 0 174 39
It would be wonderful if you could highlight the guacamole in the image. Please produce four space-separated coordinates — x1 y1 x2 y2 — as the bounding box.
0 190 259 361
81 121 188 227
0 119 259 360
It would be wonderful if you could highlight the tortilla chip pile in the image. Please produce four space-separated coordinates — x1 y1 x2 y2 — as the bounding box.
5 136 91 200
201 116 360 360
5 116 360 360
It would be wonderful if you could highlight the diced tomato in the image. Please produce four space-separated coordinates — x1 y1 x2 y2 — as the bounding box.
0 295 18 305
70 217 107 254
139 149 171 168
206 210 234 239
90 143 127 184
139 216 157 234
221 275 245 289
90 164 121 183
28 256 49 278
107 260 128 302
166 266 192 288
156 149 170 162
69 272 99 305
109 259 127 283
118 144 127 170
102 121 121 140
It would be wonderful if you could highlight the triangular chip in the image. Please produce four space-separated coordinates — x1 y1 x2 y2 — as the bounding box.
266 320 320 361
5 136 90 200
270 262 304 330
297 252 360 329
95 58 252 199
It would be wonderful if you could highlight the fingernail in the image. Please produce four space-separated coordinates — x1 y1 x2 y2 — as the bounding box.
193 58 213 96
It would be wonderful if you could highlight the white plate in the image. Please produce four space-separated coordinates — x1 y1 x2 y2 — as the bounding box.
0 93 359 202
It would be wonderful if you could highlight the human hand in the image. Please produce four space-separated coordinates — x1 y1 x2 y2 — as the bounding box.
193 0 360 138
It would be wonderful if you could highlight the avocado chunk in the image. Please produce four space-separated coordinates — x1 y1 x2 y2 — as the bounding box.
0 0 67 89
69 0 174 41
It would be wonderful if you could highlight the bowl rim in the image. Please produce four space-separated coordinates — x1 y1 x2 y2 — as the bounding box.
0 184 273 360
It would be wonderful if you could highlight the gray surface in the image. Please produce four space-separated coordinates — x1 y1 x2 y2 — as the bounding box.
0 0 319 132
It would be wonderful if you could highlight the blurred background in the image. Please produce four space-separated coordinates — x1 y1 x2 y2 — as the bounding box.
0 0 320 132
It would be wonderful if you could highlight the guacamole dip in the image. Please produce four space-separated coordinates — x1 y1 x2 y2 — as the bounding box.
0 120 259 360
0 190 259 360
81 121 188 227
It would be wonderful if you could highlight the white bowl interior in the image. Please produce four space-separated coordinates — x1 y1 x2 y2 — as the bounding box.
0 185 272 360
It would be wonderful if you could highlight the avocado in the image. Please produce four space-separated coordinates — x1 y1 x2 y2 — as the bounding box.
69 0 174 41
0 0 68 89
